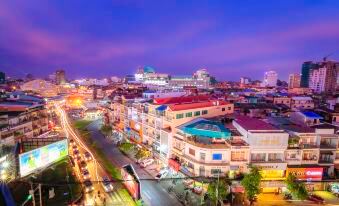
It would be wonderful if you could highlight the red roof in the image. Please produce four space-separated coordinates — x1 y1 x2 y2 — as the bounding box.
154 95 210 105
234 115 278 131
168 100 230 111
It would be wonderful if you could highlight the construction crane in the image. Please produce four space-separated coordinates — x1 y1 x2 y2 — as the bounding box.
323 51 337 61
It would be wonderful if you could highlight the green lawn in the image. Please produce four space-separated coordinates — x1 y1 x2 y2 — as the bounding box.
73 120 92 130
9 160 82 206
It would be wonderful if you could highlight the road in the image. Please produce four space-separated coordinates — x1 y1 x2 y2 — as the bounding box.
86 120 182 206
55 103 136 206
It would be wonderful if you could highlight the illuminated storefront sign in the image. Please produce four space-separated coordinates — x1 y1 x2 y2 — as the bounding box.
286 167 323 181
260 170 285 180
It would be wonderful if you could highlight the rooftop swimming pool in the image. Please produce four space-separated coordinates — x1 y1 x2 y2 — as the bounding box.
180 119 231 139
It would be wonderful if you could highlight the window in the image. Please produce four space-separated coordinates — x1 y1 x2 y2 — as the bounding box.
185 112 192 118
211 169 222 175
187 162 194 169
231 151 245 161
202 110 208 115
189 148 195 156
194 111 201 116
176 113 184 119
212 153 222 160
222 108 226 111
228 107 232 110
200 152 206 161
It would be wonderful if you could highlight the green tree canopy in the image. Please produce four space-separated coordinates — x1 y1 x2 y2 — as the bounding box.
135 148 151 160
241 165 262 205
207 177 230 204
285 174 308 200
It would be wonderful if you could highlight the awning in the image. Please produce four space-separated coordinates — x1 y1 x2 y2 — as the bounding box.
168 159 181 172
156 105 167 111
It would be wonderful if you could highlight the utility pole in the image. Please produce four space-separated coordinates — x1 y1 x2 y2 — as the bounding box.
215 172 219 206
39 184 42 206
31 182 36 206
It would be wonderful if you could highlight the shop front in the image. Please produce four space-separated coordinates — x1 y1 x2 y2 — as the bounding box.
255 163 287 193
286 167 324 191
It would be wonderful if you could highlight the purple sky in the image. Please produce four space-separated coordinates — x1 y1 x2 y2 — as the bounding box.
1 0 339 81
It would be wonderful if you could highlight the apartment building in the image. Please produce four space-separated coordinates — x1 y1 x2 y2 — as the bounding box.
0 100 49 145
291 96 314 111
108 95 234 163
232 115 289 184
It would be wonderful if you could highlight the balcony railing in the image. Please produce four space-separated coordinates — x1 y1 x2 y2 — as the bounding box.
319 143 337 149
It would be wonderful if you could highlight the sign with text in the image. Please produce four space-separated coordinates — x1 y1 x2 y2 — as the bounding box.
286 167 323 181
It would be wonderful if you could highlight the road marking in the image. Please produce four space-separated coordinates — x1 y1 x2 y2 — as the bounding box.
143 191 152 200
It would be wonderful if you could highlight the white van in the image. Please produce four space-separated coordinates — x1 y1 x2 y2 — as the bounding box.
140 158 154 168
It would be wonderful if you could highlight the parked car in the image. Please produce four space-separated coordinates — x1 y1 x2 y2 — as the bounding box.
84 180 94 193
183 179 194 187
136 158 146 164
69 156 75 167
73 150 80 158
82 169 91 180
79 160 87 170
140 158 154 168
69 139 75 146
72 145 78 151
193 186 203 194
308 194 324 204
84 152 92 161
101 177 114 192
155 169 168 179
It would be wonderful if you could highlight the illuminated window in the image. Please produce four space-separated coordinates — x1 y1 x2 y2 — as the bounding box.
185 112 192 117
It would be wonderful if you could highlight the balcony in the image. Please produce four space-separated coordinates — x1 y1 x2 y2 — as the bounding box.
301 143 318 149
318 158 334 164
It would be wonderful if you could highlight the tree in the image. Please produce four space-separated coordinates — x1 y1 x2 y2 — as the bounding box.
241 165 262 205
135 148 151 160
207 177 230 205
100 125 112 137
285 174 308 200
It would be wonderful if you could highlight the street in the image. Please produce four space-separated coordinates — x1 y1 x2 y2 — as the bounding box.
86 120 182 206
56 103 136 206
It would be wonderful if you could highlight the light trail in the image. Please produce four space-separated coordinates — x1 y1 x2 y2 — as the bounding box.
54 102 100 182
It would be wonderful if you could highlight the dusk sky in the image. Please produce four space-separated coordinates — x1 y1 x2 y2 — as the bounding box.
1 0 339 81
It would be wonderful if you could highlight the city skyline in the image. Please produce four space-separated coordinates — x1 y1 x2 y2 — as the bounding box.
1 1 339 80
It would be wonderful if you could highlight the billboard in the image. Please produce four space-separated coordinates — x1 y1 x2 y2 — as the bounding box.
19 139 68 177
286 167 323 181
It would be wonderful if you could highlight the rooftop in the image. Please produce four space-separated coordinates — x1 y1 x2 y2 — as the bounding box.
168 100 230 111
301 111 323 119
178 118 231 139
153 95 210 105
234 115 278 131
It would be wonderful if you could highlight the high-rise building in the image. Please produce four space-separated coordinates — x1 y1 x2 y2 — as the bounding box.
301 61 318 87
55 69 66 85
263 70 278 87
288 73 301 89
0 71 5 84
240 77 251 85
308 60 338 94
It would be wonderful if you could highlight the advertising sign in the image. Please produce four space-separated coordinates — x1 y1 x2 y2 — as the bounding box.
19 139 68 177
286 167 323 181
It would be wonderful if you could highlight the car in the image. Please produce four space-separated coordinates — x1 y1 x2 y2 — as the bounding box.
69 139 75 146
183 179 194 187
84 152 92 161
79 160 87 170
72 145 78 151
101 177 114 192
69 156 75 167
73 150 80 157
84 180 94 193
155 169 168 179
308 194 324 204
140 158 154 168
193 186 203 194
82 169 91 180
75 155 82 162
